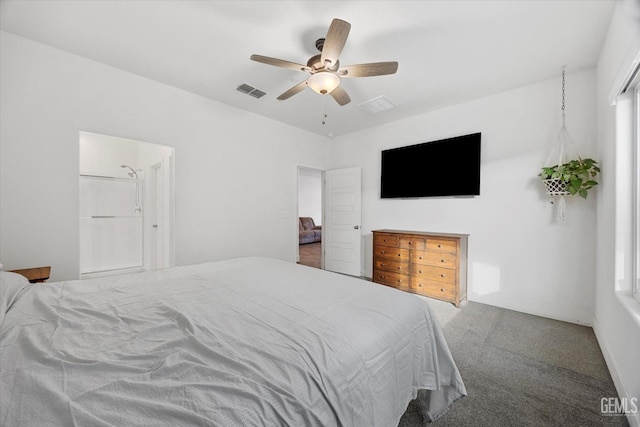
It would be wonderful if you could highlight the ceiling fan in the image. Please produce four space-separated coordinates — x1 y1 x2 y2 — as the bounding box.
250 18 398 106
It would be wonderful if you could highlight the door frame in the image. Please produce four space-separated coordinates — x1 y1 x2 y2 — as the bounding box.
296 165 325 268
149 160 167 269
148 154 175 270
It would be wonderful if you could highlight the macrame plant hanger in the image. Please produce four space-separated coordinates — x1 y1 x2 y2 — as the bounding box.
542 67 582 222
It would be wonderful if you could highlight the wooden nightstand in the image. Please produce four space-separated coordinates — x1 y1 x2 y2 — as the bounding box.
10 266 51 283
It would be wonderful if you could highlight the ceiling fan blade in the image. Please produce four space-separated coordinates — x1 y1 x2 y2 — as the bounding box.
330 86 351 106
321 19 351 69
250 54 310 72
337 62 399 78
277 80 308 100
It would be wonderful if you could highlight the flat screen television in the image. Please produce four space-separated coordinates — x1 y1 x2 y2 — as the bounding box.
380 132 481 198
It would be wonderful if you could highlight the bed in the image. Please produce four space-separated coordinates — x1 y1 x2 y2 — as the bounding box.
0 257 466 426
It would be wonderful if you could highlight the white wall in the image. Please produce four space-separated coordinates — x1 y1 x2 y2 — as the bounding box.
594 1 640 425
0 32 329 281
330 69 598 325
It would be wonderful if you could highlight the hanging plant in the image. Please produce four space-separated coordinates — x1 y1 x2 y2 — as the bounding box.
538 158 600 199
538 67 601 221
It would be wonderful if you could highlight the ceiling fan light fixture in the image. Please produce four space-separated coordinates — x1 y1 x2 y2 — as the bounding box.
307 71 340 95
251 18 397 106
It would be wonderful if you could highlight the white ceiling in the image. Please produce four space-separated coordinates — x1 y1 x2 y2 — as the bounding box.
0 0 615 138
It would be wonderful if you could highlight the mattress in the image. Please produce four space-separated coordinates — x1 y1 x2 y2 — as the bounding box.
0 257 466 426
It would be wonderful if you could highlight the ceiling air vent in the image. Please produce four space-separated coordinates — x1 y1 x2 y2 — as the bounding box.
248 89 266 99
236 83 266 99
358 95 397 114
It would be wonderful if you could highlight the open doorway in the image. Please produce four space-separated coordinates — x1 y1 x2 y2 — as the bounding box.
297 166 323 269
79 131 175 278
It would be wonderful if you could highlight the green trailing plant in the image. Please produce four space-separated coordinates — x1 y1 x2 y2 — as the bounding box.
539 158 600 199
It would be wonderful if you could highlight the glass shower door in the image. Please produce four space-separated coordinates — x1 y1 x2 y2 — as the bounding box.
80 175 143 276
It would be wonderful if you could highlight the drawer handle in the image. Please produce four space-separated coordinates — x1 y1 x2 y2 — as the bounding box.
408 241 412 245
380 263 385 267
397 279 402 283
380 275 385 279
418 270 423 274
381 250 385 254
440 288 445 292
440 273 445 277
441 259 445 263
419 256 423 260
397 266 401 270
418 283 423 287
438 244 442 248
398 254 401 257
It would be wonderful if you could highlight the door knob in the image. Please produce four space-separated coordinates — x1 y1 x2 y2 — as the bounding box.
354 225 360 229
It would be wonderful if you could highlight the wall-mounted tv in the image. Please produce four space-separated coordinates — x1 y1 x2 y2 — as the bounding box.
380 132 481 198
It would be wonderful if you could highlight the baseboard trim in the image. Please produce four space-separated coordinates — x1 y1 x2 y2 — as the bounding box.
467 293 593 326
593 316 640 427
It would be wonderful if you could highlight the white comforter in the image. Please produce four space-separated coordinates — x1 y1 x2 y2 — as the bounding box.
0 257 465 426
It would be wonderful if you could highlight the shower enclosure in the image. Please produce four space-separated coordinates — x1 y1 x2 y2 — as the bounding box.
79 168 144 276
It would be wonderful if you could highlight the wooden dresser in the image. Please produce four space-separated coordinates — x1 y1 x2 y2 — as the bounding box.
372 230 468 307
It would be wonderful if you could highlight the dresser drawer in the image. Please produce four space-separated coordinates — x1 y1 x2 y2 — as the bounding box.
411 250 457 269
426 238 458 254
373 270 409 288
410 278 456 300
374 247 409 260
374 233 399 247
399 236 426 250
412 265 456 284
374 259 410 275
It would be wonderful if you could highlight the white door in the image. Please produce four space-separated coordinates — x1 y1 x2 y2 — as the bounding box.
150 156 173 270
323 167 362 276
150 161 164 270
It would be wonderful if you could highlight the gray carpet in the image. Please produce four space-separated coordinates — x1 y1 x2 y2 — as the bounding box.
398 299 630 427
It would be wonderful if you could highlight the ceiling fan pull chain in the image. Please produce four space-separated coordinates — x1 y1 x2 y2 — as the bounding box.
322 95 328 125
